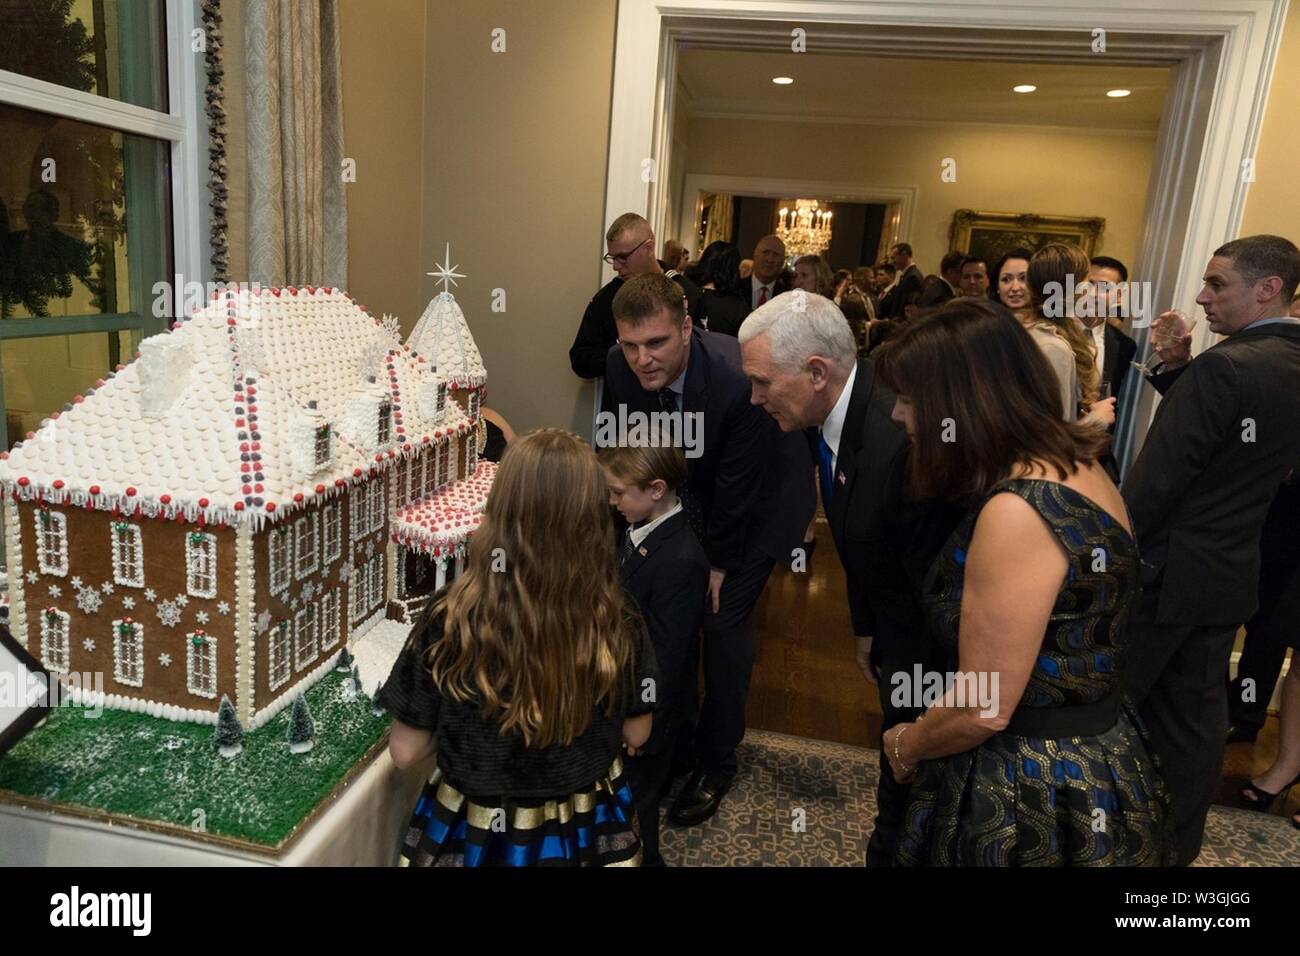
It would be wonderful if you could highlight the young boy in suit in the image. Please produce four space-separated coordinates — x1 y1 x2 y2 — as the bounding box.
600 441 710 866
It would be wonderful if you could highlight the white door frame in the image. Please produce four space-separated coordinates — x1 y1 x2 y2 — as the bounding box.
603 0 1291 468
679 173 918 260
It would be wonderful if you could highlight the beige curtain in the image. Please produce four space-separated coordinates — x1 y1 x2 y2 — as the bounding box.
244 0 347 288
703 193 734 249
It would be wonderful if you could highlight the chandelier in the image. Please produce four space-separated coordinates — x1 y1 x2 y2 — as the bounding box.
776 199 833 259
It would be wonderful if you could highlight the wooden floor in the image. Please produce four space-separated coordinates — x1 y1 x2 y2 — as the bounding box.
746 512 1300 820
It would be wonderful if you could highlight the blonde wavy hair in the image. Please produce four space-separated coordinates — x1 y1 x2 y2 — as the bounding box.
425 429 637 748
1027 242 1101 406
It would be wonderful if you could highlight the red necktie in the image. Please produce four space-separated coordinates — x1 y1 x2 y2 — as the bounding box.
758 286 768 306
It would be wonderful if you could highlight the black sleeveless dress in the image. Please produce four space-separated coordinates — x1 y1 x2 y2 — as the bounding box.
894 478 1173 866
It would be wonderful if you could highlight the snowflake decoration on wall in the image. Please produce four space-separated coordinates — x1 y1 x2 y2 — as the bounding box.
82 638 96 653
144 587 157 602
195 610 210 625
48 584 62 599
338 562 354 582
76 588 103 614
380 313 402 341
174 594 189 608
256 610 272 634
366 539 377 558
122 596 136 610
217 601 231 615
25 570 37 585
159 653 172 667
156 600 182 628
301 581 316 603
70 576 83 589
101 582 115 595
290 593 302 611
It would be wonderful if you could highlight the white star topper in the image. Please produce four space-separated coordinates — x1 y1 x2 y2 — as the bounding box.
427 243 466 295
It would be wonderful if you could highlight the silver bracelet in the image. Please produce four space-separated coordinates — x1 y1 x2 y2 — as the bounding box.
893 724 914 775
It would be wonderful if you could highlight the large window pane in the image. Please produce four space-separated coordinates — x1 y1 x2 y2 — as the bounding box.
0 102 172 321
0 0 167 112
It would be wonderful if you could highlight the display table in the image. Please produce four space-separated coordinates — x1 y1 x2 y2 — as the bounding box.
0 746 433 866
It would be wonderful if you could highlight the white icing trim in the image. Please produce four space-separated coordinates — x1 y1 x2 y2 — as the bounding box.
64 682 221 726
111 618 145 687
319 589 341 651
322 501 342 565
293 604 318 672
6 497 29 649
185 531 218 598
110 522 145 588
35 507 69 577
247 649 338 731
39 607 70 673
267 620 291 691
186 631 218 699
235 520 255 727
351 606 386 643
293 511 318 579
268 525 291 595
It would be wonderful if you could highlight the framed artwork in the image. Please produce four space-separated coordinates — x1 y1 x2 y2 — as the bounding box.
949 209 1106 262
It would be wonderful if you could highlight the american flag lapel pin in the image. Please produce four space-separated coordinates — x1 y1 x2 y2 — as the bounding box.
837 472 847 485
638 546 648 557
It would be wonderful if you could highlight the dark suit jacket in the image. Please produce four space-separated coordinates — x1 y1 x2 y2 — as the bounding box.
568 266 707 379
1099 321 1138 481
821 359 964 657
700 288 750 337
619 509 709 752
1123 321 1300 627
878 264 923 320
603 328 815 571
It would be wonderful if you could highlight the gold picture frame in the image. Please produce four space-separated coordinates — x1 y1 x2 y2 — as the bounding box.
949 209 1106 262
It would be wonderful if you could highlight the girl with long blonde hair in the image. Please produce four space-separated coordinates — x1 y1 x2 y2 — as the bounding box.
380 429 657 867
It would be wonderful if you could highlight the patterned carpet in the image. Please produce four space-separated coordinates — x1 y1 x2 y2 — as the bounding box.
658 729 1300 866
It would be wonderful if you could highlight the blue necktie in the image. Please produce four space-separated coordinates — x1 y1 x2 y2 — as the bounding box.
818 432 835 506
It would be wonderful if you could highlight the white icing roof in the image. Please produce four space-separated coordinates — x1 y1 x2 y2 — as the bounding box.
407 291 487 389
0 287 479 526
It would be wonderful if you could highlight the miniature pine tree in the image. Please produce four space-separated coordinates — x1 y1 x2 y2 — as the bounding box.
350 664 363 698
214 695 243 758
335 647 353 672
371 680 385 716
287 694 316 754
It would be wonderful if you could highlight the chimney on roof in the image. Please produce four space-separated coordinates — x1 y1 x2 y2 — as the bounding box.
138 334 195 418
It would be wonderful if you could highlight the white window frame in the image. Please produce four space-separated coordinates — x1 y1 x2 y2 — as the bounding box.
39 607 70 673
268 526 291 596
268 620 291 691
367 554 384 613
435 383 446 415
377 401 392 446
423 449 436 498
465 432 477 476
468 389 480 420
112 618 145 687
294 604 317 671
322 502 342 565
319 590 341 651
437 441 450 488
35 508 69 576
111 522 145 587
186 631 217 699
349 484 364 544
0 0 208 320
314 423 332 469
367 478 385 535
185 531 218 599
294 512 318 579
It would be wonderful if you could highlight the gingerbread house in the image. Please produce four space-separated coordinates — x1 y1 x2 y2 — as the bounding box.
0 284 494 729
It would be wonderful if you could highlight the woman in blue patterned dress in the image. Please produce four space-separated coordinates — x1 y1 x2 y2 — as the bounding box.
875 298 1172 866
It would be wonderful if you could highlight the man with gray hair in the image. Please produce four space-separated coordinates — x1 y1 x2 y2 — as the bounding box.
739 291 960 865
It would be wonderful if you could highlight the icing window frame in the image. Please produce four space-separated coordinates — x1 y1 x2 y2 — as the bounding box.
294 604 317 672
268 620 291 691
294 512 319 580
268 526 291 596
465 432 477 476
185 531 218 599
377 401 393 446
39 607 70 674
437 439 450 488
35 508 69 577
423 448 436 498
367 477 385 535
468 389 480 420
314 423 332 469
435 382 446 415
112 618 145 687
349 483 364 544
186 632 217 699
322 502 342 565
110 522 145 588
367 554 384 613
319 590 341 651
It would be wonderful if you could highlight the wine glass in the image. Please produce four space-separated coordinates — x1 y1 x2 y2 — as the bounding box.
1132 309 1200 375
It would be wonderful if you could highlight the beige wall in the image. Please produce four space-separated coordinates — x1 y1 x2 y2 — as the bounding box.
683 117 1157 273
1240 2 1300 241
420 0 618 435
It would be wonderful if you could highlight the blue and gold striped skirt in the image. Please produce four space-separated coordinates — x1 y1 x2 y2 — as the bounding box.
398 756 642 867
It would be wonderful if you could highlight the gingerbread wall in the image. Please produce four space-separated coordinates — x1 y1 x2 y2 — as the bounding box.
17 499 239 711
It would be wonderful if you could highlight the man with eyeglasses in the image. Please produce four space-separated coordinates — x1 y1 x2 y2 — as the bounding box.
569 213 705 379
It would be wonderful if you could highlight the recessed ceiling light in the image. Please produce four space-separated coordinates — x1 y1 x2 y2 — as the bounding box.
1012 84 1037 93
1107 88 1132 98
772 76 794 85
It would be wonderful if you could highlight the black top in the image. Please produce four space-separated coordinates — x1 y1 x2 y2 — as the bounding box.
378 601 659 798
699 288 750 337
568 264 706 379
480 418 506 463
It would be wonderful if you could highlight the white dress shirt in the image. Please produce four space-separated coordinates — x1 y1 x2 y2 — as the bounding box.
751 275 777 310
819 363 858 475
1088 320 1106 379
629 500 683 548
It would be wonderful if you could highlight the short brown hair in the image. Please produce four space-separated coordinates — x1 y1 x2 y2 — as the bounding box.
598 442 688 492
606 212 651 244
612 272 686 327
875 298 1109 505
1214 234 1300 303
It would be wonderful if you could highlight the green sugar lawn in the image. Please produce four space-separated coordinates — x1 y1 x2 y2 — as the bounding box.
0 672 390 848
